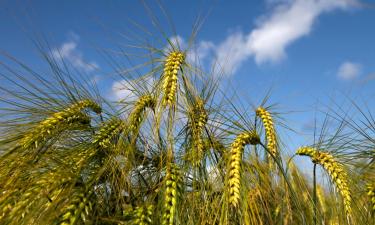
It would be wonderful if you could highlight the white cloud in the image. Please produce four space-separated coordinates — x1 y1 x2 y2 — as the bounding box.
111 76 155 101
211 0 356 74
337 61 362 80
51 35 98 73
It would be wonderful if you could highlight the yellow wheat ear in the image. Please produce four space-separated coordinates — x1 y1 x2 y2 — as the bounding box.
162 163 182 225
92 118 125 149
20 99 101 149
162 51 184 107
58 189 93 225
128 94 156 135
367 183 375 212
188 98 208 166
228 131 260 207
256 107 277 159
133 205 154 225
296 147 352 215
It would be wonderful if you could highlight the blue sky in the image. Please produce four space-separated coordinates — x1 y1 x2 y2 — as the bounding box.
1 0 374 166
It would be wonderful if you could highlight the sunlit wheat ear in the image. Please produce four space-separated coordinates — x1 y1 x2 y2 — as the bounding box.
367 183 375 212
128 94 156 135
133 205 154 225
20 99 101 149
162 51 185 107
162 163 182 225
188 98 208 166
256 107 277 158
20 112 90 149
228 131 260 207
92 118 125 149
296 147 352 214
58 189 93 225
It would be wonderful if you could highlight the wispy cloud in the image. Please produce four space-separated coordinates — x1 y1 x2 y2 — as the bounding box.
210 0 356 74
51 34 99 73
337 61 362 80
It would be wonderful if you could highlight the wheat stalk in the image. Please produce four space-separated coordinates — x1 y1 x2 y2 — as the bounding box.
92 118 125 148
128 94 156 134
162 163 182 225
256 107 277 158
296 147 352 214
228 131 260 207
162 51 184 107
188 98 208 166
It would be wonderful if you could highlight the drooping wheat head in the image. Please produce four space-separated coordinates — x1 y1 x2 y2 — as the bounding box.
228 131 260 207
132 205 154 225
162 51 184 107
162 163 182 225
92 118 125 149
256 107 277 158
20 100 101 149
296 147 352 214
188 98 208 166
128 94 156 134
58 189 93 225
367 183 375 212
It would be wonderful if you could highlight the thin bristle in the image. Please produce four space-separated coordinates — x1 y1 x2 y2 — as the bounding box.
228 131 260 207
162 51 184 107
296 147 352 214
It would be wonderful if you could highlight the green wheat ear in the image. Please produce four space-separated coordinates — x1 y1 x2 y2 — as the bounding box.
132 205 154 225
128 94 156 135
58 189 93 225
20 99 101 149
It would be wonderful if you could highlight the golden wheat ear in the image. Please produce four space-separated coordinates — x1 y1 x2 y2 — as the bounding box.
162 163 182 225
296 147 352 215
162 51 185 107
92 117 125 149
128 94 156 135
187 98 208 166
58 189 93 225
132 205 154 225
256 107 278 160
367 183 375 212
228 131 260 208
20 99 101 149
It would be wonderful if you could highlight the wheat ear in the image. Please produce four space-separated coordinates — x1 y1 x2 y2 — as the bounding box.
162 51 184 107
133 205 154 225
188 98 208 166
228 131 260 207
58 189 93 225
93 118 125 148
296 147 352 214
256 107 277 158
128 94 156 134
162 163 182 225
367 183 375 212
20 100 101 149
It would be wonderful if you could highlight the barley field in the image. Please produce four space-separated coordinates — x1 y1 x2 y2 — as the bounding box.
0 1 374 225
